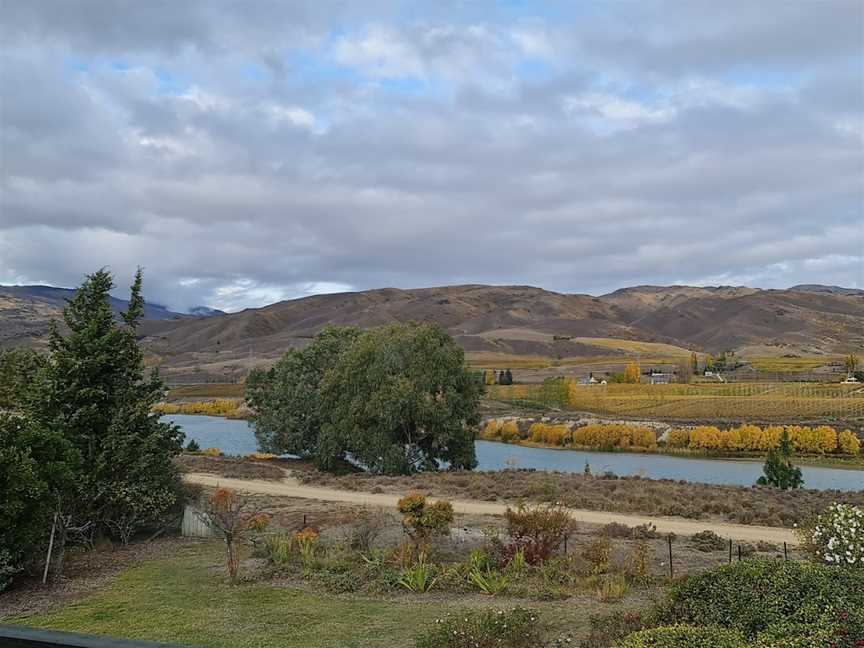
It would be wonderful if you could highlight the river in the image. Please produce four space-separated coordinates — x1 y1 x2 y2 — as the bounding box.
164 414 864 491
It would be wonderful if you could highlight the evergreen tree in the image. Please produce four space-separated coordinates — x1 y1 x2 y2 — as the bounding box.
318 323 481 474
33 269 184 552
246 325 360 457
757 430 803 490
504 369 513 385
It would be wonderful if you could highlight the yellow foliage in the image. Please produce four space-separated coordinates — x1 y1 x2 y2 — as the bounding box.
247 452 277 460
667 429 690 448
572 423 656 450
623 361 641 384
484 369 496 386
500 420 521 442
482 419 503 440
201 447 223 457
839 430 861 456
528 422 571 446
688 426 723 450
153 399 241 418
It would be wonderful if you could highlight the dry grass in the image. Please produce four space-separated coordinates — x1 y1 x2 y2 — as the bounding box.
296 469 864 528
167 383 246 398
175 454 291 480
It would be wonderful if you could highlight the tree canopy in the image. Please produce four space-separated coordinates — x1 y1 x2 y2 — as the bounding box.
246 325 360 458
247 322 481 474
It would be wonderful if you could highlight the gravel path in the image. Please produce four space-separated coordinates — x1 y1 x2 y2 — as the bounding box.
184 472 798 544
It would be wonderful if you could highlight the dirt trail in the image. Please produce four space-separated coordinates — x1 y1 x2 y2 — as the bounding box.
184 472 798 545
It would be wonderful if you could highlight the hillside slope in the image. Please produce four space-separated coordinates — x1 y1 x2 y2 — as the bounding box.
4 283 862 377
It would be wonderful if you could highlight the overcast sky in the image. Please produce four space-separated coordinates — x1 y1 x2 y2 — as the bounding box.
1 1 862 312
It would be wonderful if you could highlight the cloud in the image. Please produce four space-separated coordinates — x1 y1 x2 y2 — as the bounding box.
1 1 862 311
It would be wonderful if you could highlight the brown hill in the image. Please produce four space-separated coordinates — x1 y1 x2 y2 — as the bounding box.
4 283 862 380
130 284 864 380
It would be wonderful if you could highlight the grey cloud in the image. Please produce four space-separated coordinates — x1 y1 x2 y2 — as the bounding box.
0 1 862 311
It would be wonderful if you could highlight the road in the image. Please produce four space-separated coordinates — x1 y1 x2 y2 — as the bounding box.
184 472 798 544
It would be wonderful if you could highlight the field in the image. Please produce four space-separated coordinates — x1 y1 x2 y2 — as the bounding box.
488 381 864 420
167 383 245 398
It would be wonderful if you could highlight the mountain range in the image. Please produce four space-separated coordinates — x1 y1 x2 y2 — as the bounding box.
3 282 862 380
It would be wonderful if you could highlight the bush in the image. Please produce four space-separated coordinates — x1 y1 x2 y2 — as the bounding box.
582 611 644 648
504 503 572 564
415 608 544 648
348 508 388 552
690 530 726 552
655 559 864 640
807 503 864 567
616 625 747 647
397 493 454 549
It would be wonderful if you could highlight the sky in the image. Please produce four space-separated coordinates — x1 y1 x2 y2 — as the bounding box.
1 1 862 312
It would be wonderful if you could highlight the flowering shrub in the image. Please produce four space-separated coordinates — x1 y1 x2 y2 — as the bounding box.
414 608 543 648
809 503 864 567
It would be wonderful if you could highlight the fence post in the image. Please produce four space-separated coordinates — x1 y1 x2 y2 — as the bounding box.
667 535 674 580
728 538 732 564
303 513 307 528
737 545 742 561
783 542 788 561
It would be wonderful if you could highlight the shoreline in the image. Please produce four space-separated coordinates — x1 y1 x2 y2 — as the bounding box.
477 436 864 470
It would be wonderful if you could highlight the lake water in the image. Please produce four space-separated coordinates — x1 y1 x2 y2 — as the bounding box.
165 414 864 492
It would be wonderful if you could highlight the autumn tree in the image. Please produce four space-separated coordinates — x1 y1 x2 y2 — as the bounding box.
623 360 641 384
202 488 270 583
690 351 699 374
845 353 859 375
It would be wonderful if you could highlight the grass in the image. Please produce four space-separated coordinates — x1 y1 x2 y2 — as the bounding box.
9 543 622 648
167 384 245 399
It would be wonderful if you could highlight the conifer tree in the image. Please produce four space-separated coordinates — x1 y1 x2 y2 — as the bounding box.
757 430 803 490
34 269 184 555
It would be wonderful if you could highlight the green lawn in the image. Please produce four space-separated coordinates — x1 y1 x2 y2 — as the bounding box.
9 542 631 647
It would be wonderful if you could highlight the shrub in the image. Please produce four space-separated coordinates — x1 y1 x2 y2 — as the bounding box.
655 559 864 640
807 503 864 567
0 549 19 593
415 608 544 648
185 439 201 452
264 533 294 566
582 536 611 574
398 552 438 592
504 503 572 564
468 566 509 595
628 539 651 580
839 430 861 455
201 447 223 457
757 431 803 490
582 611 644 648
348 508 388 552
690 530 726 552
397 493 454 549
616 625 747 647
596 572 630 602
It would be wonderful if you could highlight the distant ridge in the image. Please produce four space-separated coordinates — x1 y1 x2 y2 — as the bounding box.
3 283 861 377
789 284 864 296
